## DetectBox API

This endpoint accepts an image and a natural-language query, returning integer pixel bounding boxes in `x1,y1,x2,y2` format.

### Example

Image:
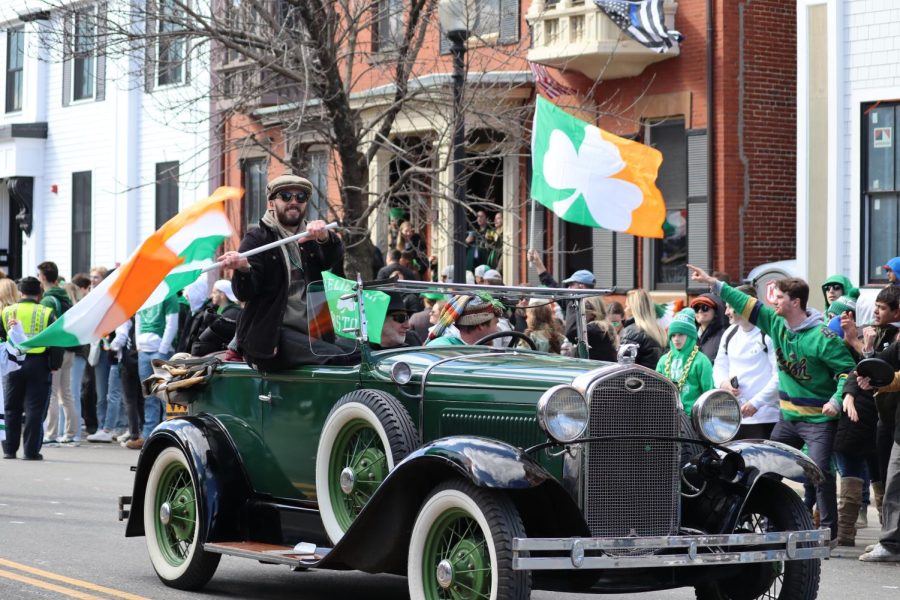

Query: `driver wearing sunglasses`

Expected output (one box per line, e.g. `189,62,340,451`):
218,174,347,372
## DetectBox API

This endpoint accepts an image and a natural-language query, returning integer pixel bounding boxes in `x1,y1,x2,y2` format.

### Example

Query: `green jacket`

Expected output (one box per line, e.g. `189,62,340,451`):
822,274,858,312
656,340,714,416
40,286,72,319
426,336,465,347
718,282,855,423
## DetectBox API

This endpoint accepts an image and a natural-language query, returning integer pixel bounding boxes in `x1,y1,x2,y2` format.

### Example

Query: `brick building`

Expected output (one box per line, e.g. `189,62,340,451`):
216,1,798,294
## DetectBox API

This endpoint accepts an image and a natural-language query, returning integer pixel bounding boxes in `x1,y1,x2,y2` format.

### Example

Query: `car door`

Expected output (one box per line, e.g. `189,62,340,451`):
258,365,361,502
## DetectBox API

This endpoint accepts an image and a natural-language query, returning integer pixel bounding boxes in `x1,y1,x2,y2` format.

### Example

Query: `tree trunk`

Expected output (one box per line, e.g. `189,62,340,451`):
341,151,374,280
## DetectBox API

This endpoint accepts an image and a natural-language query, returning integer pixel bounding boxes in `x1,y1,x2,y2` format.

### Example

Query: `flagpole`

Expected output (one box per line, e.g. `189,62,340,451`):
202,222,340,273
528,196,536,252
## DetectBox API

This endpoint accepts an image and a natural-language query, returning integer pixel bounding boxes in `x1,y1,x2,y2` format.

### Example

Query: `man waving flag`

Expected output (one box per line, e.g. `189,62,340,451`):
18,187,241,350
530,95,666,238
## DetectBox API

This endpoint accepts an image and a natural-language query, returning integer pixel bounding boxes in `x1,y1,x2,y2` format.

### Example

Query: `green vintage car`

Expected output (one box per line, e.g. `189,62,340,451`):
119,280,829,600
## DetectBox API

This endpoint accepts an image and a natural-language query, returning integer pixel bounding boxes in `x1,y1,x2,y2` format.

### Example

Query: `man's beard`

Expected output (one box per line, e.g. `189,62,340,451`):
275,203,305,227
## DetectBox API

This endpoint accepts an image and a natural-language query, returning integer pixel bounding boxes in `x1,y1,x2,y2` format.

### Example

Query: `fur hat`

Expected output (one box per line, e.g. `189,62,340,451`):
667,308,698,340
265,174,313,200
17,276,42,297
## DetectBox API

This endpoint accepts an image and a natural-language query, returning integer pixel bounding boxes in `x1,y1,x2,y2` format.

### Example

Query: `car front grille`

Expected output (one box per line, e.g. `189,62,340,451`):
583,368,681,555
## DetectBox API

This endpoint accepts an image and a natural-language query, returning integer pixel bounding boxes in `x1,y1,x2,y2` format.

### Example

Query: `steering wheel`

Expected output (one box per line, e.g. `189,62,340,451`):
473,330,537,350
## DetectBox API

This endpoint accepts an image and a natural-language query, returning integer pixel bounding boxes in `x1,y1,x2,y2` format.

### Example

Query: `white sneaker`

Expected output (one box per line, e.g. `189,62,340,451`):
57,436,80,447
859,543,900,562
115,432,134,443
86,430,114,443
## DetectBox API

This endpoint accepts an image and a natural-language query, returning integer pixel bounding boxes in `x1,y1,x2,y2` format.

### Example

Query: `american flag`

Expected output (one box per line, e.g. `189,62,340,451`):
593,0,684,54
528,62,577,99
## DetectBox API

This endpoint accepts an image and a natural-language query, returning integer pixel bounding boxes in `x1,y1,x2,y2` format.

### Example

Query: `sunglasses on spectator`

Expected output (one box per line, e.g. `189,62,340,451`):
695,304,714,313
388,312,410,323
823,284,843,292
277,191,309,204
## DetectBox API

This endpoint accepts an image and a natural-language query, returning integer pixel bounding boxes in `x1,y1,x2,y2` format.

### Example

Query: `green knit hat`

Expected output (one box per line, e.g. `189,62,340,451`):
668,308,698,340
828,295,857,317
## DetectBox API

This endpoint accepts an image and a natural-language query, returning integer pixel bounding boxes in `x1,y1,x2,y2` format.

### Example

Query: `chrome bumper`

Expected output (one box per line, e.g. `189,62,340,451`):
512,529,830,570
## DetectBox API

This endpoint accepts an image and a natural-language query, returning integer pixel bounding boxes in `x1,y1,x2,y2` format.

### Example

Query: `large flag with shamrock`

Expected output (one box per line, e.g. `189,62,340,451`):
530,95,666,238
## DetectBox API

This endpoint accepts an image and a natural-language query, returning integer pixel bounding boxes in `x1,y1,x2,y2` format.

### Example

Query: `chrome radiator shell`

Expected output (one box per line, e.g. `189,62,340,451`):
580,367,682,555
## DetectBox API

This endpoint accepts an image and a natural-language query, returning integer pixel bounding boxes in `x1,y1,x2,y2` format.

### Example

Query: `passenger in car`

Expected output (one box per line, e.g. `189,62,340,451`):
426,294,500,346
370,292,421,350
218,174,350,370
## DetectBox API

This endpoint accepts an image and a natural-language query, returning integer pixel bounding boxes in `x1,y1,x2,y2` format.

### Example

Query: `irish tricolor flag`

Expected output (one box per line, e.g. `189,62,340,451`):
19,187,241,350
531,96,666,238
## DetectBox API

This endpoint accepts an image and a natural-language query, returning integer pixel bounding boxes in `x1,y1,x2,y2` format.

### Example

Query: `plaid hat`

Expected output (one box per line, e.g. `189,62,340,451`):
828,295,857,316
668,308,698,340
265,174,313,200
457,295,500,326
562,269,595,286
17,276,42,297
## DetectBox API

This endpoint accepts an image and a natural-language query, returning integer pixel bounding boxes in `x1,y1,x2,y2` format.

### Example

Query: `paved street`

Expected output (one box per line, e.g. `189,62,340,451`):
0,443,897,599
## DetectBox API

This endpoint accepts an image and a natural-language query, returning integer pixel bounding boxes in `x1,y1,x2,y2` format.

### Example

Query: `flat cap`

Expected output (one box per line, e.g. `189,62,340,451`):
266,174,313,200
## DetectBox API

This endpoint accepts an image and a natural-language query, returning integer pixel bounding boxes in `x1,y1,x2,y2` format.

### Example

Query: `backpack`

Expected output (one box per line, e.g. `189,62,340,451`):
723,324,768,355
45,293,73,318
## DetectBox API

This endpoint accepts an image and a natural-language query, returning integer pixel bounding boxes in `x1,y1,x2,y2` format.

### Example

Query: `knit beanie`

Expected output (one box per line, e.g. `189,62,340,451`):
667,308,698,340
828,295,857,317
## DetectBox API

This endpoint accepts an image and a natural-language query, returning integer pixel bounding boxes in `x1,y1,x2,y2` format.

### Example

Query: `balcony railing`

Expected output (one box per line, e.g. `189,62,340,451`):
526,0,680,80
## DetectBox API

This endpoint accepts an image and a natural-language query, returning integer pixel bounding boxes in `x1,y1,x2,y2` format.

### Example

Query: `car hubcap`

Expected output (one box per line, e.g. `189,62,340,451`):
435,559,454,589
154,461,197,566
329,419,388,531
422,508,491,600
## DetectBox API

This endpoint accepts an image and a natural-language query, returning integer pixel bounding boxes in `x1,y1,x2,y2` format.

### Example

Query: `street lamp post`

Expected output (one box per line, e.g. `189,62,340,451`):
439,0,470,285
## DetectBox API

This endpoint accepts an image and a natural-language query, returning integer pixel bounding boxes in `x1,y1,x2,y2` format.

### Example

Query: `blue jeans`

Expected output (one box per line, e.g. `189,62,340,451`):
139,351,171,439
95,352,123,431
69,354,86,440
835,452,877,504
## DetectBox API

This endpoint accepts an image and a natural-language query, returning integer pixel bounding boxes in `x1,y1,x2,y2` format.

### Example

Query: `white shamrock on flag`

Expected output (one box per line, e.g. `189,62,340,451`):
542,125,643,231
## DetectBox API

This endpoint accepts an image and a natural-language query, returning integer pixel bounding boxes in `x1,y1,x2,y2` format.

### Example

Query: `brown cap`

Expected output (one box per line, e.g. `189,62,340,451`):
266,174,313,200
690,296,717,310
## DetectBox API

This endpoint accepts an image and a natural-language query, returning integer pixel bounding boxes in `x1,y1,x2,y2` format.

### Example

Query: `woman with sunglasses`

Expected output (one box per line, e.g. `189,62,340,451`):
689,293,728,363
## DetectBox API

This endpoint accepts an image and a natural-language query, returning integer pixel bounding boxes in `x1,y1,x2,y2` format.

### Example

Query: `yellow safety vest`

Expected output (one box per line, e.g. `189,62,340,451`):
2,301,52,354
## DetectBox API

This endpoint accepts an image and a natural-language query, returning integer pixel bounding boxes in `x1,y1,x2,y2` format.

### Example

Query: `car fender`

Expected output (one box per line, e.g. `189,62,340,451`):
124,415,252,543
316,436,588,574
718,439,824,534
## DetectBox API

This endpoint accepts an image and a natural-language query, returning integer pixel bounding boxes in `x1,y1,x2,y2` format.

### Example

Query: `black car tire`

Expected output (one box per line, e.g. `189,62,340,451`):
316,389,419,543
695,482,821,600
144,446,220,590
408,479,530,600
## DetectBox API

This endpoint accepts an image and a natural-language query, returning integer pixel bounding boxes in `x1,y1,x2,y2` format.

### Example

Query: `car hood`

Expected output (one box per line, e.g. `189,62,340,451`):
371,347,606,390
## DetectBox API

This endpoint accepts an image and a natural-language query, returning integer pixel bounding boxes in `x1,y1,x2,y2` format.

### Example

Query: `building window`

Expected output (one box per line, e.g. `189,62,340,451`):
373,0,403,52
155,161,179,228
5,27,24,113
474,0,501,37
157,0,186,86
72,171,92,274
242,158,267,228
73,8,96,101
647,118,688,288
862,102,900,283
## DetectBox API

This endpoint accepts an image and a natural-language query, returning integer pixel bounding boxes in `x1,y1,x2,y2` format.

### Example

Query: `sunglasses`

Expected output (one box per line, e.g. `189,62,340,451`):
277,190,309,204
695,304,713,313
823,283,844,292
388,312,410,323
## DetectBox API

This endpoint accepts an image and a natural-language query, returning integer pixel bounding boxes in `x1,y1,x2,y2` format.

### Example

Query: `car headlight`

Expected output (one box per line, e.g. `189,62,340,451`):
537,385,589,443
691,390,741,443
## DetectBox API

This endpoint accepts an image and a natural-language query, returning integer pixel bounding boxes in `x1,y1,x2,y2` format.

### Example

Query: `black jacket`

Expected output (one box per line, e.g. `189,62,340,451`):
586,323,617,362
696,293,728,363
231,221,342,362
620,322,665,369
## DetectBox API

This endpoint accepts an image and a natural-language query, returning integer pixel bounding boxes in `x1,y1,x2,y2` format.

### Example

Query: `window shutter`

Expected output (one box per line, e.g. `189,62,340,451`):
498,0,520,45
95,2,108,101
145,0,157,93
687,131,709,291
62,13,73,106
615,233,636,290
592,228,614,288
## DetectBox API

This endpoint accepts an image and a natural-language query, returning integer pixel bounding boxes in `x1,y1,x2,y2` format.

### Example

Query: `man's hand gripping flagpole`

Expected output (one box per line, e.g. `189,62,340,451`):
212,222,340,274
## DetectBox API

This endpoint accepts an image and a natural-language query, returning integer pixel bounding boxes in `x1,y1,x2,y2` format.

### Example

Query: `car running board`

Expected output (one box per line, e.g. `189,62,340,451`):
203,542,330,569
